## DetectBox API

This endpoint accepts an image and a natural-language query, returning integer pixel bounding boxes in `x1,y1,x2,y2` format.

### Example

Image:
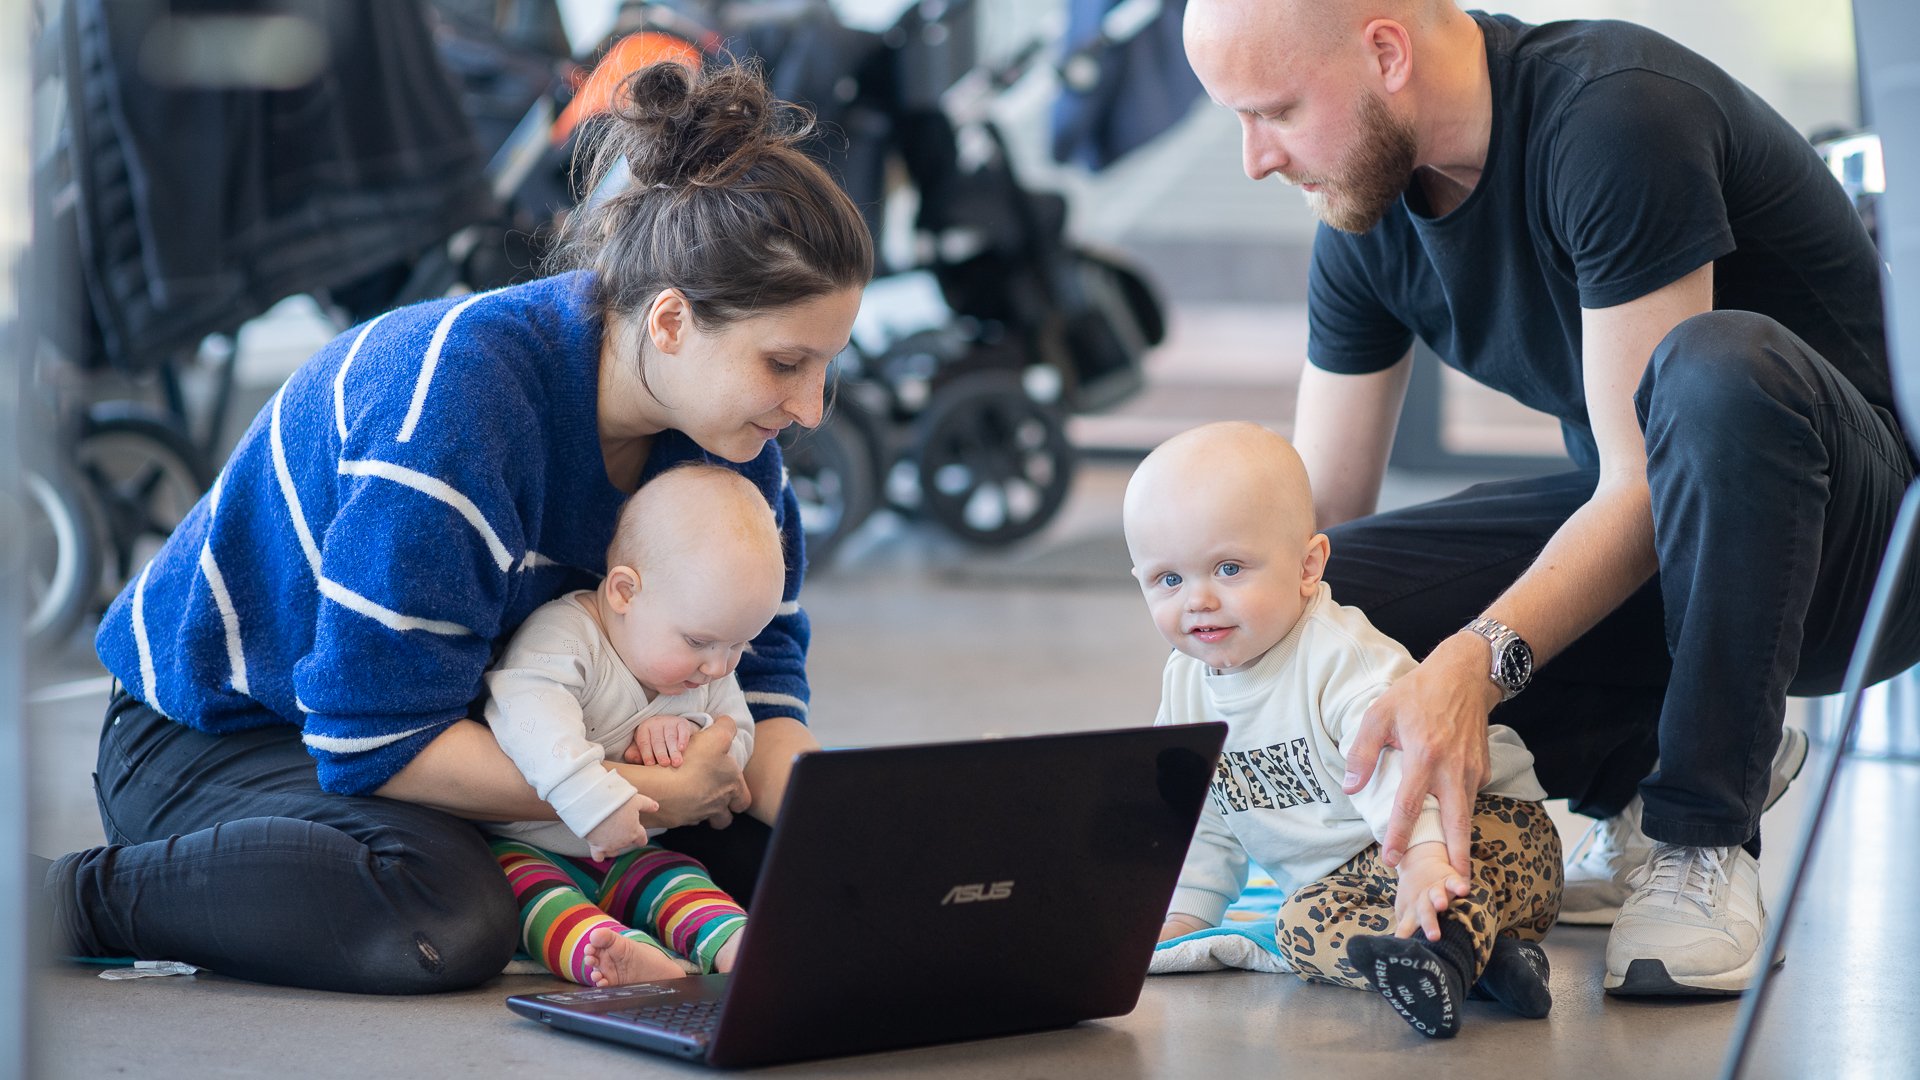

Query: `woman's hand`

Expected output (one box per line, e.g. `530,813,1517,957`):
614,715,750,829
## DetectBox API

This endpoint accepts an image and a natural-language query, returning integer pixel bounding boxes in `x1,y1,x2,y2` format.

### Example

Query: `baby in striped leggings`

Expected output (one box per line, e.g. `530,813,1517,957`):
482,463,785,986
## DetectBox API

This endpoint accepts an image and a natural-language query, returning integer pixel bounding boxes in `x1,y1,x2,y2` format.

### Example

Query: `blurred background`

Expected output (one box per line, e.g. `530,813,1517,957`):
3,2,1911,1077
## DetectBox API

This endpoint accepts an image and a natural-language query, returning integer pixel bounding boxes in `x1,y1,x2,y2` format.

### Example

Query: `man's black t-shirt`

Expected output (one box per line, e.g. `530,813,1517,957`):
1305,13,1888,467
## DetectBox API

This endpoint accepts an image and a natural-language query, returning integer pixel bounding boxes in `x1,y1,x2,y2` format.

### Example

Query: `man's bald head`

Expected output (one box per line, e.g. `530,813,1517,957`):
1185,0,1451,63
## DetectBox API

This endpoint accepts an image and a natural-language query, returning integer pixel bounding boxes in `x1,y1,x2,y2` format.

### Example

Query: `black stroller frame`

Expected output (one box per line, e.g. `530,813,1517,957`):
752,0,1167,561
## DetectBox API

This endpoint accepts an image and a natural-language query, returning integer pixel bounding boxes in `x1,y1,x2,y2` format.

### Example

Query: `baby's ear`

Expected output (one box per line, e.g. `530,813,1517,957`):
1301,533,1331,594
604,565,642,612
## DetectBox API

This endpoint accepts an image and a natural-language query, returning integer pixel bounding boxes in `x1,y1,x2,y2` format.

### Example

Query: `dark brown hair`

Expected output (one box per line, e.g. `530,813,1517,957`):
550,60,874,334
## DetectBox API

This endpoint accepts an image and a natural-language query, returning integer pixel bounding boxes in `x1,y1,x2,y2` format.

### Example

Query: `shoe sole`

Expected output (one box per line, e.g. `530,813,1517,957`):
1767,725,1810,806
1603,943,1787,997
1563,727,1811,929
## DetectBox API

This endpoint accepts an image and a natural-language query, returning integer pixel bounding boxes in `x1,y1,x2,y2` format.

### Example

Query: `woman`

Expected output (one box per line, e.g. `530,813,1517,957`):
44,61,872,994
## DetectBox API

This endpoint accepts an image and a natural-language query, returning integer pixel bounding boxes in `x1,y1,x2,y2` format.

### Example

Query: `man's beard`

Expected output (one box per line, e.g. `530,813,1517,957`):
1296,92,1418,234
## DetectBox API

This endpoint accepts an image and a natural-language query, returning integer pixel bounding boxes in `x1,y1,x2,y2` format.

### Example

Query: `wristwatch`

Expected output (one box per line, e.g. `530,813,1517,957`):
1464,617,1533,702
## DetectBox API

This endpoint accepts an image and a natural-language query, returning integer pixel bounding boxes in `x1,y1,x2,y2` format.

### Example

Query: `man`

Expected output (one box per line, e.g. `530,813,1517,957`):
1182,0,1919,995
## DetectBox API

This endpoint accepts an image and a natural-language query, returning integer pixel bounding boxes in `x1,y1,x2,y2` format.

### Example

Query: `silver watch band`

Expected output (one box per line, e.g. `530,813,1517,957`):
1464,616,1528,701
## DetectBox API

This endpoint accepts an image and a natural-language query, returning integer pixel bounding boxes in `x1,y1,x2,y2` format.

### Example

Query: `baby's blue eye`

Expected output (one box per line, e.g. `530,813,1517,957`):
1219,563,1242,577
1158,572,1183,588
685,637,710,650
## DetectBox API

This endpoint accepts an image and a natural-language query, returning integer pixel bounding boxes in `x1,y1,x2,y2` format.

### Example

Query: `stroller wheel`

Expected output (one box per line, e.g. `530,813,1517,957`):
20,459,105,655
779,409,881,569
912,371,1076,547
77,403,212,610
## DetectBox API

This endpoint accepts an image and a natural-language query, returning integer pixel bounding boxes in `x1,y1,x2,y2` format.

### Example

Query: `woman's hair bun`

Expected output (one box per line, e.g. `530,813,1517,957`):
548,58,873,334
615,60,812,190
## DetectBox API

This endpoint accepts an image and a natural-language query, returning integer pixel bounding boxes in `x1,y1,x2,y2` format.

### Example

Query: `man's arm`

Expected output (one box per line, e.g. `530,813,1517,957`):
1344,263,1714,874
1292,352,1414,528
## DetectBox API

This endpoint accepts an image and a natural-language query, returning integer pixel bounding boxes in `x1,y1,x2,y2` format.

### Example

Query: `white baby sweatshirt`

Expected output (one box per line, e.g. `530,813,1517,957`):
1159,582,1546,925
483,591,755,856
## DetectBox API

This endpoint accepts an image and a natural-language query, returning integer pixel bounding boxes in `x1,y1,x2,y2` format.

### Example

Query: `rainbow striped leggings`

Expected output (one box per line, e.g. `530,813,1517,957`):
491,840,747,985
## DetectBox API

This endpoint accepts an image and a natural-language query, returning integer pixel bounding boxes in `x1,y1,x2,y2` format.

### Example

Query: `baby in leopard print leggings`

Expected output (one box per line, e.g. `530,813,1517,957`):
1124,423,1563,1038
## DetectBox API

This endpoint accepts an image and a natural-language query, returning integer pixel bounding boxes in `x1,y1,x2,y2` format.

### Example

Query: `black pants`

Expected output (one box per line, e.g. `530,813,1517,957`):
1322,312,1920,848
55,690,772,993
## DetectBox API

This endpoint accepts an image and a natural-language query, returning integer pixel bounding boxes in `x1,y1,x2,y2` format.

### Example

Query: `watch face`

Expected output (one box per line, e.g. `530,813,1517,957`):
1500,640,1534,690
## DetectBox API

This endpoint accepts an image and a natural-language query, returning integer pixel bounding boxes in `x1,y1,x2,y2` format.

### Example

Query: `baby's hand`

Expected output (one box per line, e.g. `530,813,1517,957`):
583,793,655,861
1393,841,1473,942
1158,913,1212,943
624,714,698,767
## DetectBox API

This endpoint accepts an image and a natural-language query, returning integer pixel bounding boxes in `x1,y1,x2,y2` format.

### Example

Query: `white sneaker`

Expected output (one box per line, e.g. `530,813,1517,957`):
1603,843,1778,995
1558,724,1808,926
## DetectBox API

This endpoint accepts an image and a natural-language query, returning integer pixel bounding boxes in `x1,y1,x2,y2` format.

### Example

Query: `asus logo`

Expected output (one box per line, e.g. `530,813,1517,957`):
941,880,1014,905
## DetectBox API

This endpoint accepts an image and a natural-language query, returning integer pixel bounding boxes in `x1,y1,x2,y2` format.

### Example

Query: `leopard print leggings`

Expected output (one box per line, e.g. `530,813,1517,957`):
1276,794,1563,989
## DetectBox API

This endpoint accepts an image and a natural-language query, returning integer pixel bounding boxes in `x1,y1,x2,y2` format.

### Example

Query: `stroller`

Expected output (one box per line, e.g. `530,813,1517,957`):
22,0,494,652
734,0,1170,560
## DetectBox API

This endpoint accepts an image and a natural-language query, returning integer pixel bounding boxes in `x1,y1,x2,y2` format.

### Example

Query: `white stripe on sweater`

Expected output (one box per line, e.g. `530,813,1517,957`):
302,723,442,756
742,691,807,714
130,563,168,718
197,472,250,696
271,390,325,576
776,601,800,616
338,459,513,573
333,311,391,442
517,550,556,571
273,390,474,638
198,546,250,696
317,578,472,636
397,291,495,444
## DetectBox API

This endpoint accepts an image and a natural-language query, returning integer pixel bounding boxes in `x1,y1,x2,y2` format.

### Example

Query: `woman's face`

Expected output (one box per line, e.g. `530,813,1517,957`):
626,287,863,463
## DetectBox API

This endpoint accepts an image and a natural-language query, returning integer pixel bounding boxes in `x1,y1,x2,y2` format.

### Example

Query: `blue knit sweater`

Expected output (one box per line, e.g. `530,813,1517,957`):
95,272,811,795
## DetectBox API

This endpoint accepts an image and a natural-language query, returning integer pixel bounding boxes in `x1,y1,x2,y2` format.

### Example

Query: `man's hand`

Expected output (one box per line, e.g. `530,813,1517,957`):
583,792,657,860
1158,913,1212,943
625,714,697,767
1343,632,1498,876
1393,842,1472,942
613,715,750,830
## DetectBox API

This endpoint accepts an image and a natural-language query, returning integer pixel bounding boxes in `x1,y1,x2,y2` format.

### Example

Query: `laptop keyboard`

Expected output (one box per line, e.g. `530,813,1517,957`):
608,999,722,1038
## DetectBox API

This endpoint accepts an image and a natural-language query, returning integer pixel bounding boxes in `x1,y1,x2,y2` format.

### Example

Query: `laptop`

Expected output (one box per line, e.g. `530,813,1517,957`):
505,722,1227,1067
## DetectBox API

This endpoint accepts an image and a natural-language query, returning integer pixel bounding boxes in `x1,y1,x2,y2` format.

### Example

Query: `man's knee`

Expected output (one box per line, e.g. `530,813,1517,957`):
1636,311,1817,463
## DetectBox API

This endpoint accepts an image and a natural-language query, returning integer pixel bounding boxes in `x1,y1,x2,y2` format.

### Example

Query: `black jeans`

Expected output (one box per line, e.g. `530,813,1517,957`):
58,690,772,993
1322,312,1920,848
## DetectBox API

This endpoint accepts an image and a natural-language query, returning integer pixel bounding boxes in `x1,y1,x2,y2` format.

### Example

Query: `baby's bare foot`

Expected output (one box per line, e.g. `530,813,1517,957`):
584,927,685,987
714,932,743,974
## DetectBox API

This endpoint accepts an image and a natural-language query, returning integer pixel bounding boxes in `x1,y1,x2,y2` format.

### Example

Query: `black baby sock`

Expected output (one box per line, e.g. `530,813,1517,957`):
1469,936,1553,1019
1346,917,1476,1039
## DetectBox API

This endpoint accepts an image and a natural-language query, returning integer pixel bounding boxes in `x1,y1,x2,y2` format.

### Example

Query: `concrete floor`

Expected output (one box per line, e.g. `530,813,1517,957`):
24,458,1920,1079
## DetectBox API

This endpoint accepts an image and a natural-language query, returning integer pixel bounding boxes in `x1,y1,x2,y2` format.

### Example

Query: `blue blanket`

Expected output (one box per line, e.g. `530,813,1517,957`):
1149,879,1292,975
